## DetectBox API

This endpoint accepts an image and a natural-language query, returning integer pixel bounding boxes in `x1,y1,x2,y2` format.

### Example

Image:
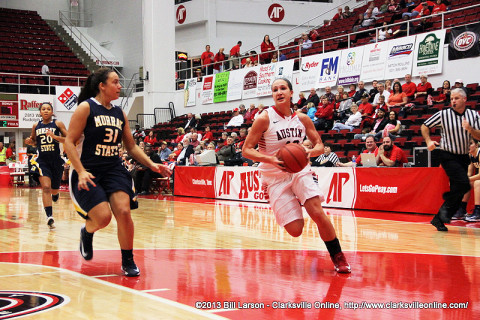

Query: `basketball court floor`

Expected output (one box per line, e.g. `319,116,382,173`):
0,187,479,319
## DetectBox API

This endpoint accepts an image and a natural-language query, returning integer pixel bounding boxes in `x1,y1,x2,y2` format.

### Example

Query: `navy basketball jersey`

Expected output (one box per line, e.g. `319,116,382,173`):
35,119,62,160
470,148,480,173
79,98,124,168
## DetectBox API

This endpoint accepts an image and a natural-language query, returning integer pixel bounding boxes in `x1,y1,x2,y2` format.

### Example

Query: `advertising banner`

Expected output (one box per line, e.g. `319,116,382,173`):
242,66,260,100
214,167,267,202
226,68,246,101
213,72,230,103
317,51,340,88
55,86,80,112
412,30,446,76
360,41,389,82
299,54,322,91
173,166,216,198
338,46,364,86
184,78,197,107
384,35,416,79
18,94,53,128
256,63,277,97
274,59,294,82
448,22,480,60
201,75,215,104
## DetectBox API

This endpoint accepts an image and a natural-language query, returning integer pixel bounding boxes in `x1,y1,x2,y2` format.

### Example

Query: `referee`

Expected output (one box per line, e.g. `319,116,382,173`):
422,88,480,231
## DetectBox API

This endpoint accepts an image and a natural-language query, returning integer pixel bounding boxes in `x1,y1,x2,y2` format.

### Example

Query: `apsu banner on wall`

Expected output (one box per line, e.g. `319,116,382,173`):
448,22,480,60
215,167,267,202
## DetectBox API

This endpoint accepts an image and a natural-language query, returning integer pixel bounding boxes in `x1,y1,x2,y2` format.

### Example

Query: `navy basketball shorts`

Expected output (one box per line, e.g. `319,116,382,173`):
69,165,138,219
31,157,64,189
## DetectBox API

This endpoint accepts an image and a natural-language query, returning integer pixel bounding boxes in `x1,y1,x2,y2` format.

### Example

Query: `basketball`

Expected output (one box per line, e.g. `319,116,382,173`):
276,143,309,173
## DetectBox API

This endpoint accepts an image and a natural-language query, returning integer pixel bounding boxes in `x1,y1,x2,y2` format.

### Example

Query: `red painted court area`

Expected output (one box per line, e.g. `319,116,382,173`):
1,248,478,319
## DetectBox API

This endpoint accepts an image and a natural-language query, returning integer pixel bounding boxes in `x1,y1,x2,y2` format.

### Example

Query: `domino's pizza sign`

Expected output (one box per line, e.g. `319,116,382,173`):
55,86,80,112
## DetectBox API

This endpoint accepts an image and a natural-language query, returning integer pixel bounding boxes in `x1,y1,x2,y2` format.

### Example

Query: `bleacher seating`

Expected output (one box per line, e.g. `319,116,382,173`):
0,7,90,88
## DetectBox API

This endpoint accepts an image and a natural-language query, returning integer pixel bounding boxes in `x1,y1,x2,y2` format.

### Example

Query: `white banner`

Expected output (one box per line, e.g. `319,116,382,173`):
256,63,277,97
317,51,340,88
242,66,260,100
384,35,416,79
274,59,294,82
338,46,364,86
18,94,53,128
360,41,390,82
55,86,80,112
184,78,197,107
311,167,356,209
412,29,446,76
299,54,322,91
214,167,267,202
201,75,215,105
226,68,246,101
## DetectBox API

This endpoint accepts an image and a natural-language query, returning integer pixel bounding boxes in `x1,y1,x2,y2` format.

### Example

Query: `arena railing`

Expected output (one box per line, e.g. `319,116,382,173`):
174,2,480,89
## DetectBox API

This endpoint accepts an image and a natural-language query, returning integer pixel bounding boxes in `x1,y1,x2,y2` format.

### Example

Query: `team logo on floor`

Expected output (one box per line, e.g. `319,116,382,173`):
0,291,69,319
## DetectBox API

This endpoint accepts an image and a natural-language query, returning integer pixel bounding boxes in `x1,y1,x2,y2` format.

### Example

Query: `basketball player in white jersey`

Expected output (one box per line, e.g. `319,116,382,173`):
242,78,350,273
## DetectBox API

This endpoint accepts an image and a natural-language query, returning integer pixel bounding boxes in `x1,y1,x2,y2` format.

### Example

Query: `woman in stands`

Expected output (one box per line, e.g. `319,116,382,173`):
242,78,350,273
416,74,433,97
260,35,275,64
143,130,158,145
387,81,408,108
25,102,67,230
434,80,451,105
379,110,402,140
64,67,171,277
201,125,213,143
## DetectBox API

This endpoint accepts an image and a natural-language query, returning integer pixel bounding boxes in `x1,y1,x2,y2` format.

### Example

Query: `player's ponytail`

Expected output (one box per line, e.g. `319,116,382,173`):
78,67,114,104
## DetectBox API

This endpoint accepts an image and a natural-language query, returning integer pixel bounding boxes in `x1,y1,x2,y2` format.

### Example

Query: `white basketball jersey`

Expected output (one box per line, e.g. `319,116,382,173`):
258,107,308,175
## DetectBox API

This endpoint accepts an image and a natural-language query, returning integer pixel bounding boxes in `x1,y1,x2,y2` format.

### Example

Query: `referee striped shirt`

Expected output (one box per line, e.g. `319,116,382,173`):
423,108,480,154
314,152,339,166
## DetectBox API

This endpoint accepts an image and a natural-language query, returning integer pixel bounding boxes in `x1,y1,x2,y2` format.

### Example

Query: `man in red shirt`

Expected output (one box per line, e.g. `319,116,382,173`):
358,93,374,117
201,45,214,75
376,136,407,167
402,74,417,99
314,96,334,130
229,41,242,70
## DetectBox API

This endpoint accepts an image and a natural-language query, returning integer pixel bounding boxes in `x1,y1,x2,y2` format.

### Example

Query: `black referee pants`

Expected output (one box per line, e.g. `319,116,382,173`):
437,150,471,219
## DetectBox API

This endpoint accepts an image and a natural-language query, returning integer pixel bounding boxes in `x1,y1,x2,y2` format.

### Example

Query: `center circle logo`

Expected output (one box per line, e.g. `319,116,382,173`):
176,5,186,24
453,31,477,51
268,4,285,23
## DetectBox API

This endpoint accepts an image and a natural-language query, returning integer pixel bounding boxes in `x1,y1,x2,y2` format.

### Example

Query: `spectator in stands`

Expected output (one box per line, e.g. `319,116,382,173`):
195,69,203,82
324,86,335,103
388,0,400,12
158,141,172,162
260,35,276,64
335,92,353,121
343,6,353,18
230,41,242,70
5,142,14,162
353,13,365,32
332,103,362,132
190,133,200,148
432,0,447,14
132,124,145,143
41,60,50,93
173,127,185,146
368,80,378,103
358,93,374,118
201,45,214,75
309,29,320,42
385,79,393,93
376,136,408,166
357,107,389,140
235,127,248,150
184,113,197,130
279,50,287,61
312,142,339,167
201,126,214,143
169,142,183,161
243,58,254,68
381,110,402,140
378,22,393,41
402,1,434,19
306,102,317,121
226,108,244,128
217,132,228,149
136,145,163,195
380,0,390,13
254,104,265,120
296,93,307,110
213,48,226,74
362,10,377,28
177,137,195,166
416,75,433,97
217,136,236,163
365,1,380,17
387,81,408,108
244,104,257,121
454,79,468,96
238,104,246,116
336,85,345,98
373,82,391,107
332,7,344,21
375,95,388,115
306,88,320,106
434,80,451,105
402,74,417,99
338,134,378,167
144,130,158,146
271,52,278,63
393,15,415,37
314,96,335,130
348,83,357,97
404,0,416,10
301,33,313,50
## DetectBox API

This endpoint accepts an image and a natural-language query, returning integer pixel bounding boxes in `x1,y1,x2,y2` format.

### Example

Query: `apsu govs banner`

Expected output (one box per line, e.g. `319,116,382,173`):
448,22,480,60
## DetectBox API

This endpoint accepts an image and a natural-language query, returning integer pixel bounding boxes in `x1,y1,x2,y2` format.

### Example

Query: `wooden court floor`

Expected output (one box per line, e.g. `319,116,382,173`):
0,187,479,319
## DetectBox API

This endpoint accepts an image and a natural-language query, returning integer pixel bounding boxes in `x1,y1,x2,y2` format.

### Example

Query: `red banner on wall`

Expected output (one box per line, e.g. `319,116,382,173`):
174,167,450,214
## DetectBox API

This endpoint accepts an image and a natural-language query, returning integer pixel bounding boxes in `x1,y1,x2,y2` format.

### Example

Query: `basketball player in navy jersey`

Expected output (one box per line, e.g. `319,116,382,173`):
242,78,351,273
64,68,171,277
25,102,67,230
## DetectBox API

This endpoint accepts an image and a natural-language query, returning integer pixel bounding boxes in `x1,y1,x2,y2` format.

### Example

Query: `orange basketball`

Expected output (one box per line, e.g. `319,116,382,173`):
276,143,309,173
